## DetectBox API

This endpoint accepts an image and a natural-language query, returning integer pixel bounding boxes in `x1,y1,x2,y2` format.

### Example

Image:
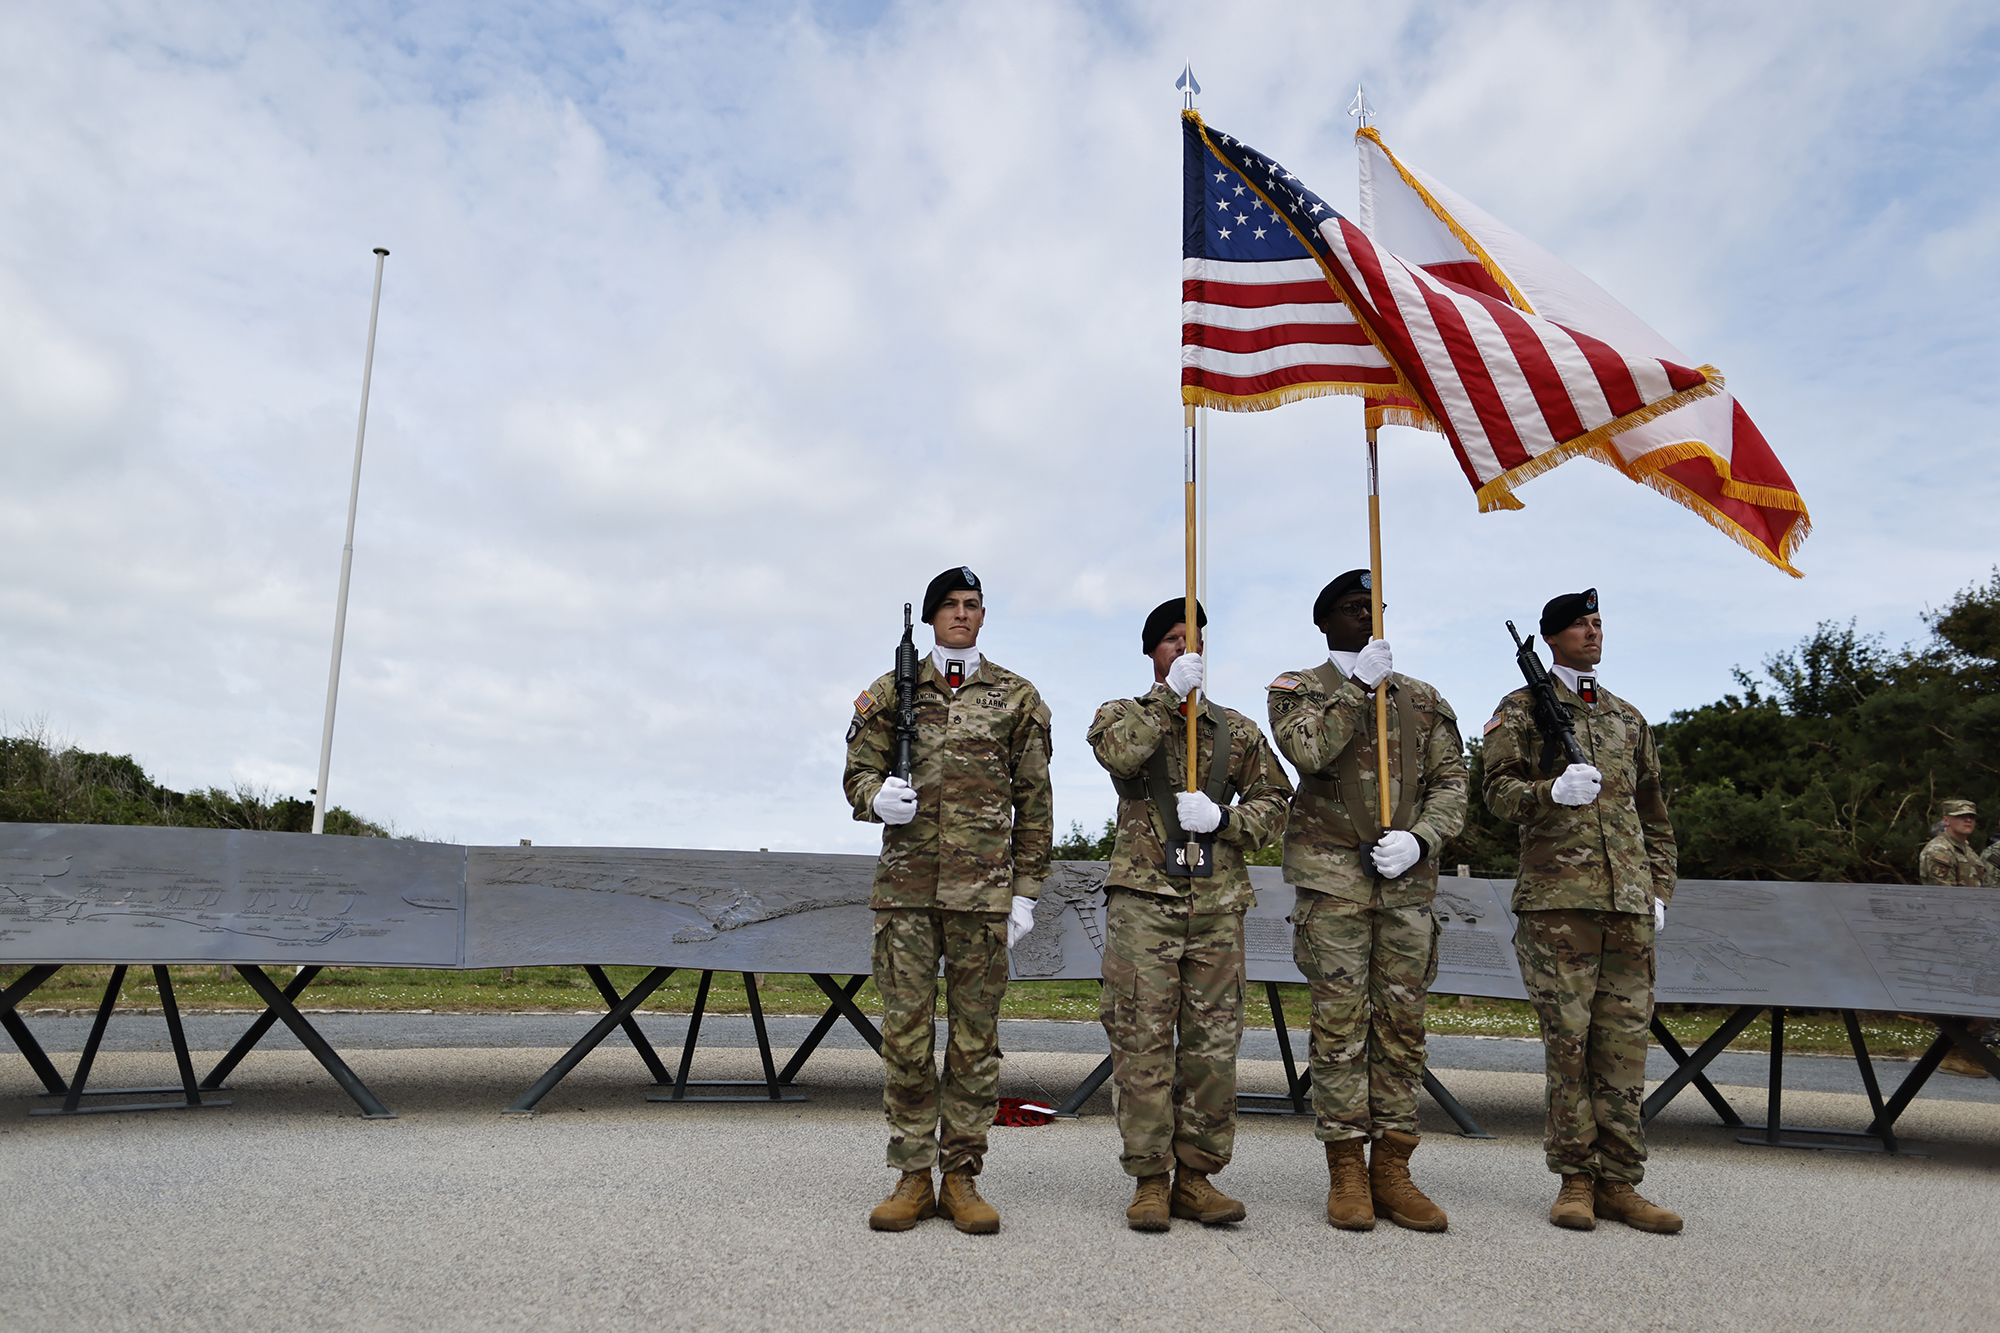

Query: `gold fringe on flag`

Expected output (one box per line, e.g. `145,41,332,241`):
1184,380,1381,413
1470,377,1811,577
1356,127,1537,316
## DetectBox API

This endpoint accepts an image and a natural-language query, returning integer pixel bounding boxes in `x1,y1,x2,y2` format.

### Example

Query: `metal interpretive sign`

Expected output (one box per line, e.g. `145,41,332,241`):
461,846,877,974
0,825,464,967
0,825,1993,1019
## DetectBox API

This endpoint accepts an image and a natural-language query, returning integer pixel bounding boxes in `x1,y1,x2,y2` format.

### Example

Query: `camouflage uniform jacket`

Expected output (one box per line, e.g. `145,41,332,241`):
1481,679,1675,915
843,655,1053,913
1919,832,1989,887
1986,842,2000,888
1266,665,1467,909
1087,683,1293,913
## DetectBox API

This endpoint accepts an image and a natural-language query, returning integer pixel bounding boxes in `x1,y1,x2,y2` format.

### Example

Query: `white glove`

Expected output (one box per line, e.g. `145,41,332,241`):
1352,638,1393,688
1653,898,1667,930
1176,790,1223,834
1550,763,1602,807
1165,652,1204,700
872,776,918,825
1006,896,1037,947
1371,829,1422,879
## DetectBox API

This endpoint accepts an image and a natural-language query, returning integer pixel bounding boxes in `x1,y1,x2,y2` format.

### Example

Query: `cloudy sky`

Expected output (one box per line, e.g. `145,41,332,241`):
2,0,1995,852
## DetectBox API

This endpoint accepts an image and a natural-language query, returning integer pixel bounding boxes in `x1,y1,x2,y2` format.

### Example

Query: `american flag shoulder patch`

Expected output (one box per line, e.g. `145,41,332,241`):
853,691,875,714
1482,714,1504,736
1269,675,1302,692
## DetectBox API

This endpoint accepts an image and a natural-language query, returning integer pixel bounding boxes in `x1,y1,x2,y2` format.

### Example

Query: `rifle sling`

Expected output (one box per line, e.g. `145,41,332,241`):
1298,663,1419,844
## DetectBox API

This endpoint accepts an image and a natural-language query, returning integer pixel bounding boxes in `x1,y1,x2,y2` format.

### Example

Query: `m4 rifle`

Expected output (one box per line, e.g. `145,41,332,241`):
893,602,919,782
1506,620,1586,776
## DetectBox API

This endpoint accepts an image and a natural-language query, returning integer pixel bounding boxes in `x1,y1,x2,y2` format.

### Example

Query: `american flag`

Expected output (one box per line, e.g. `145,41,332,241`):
1188,113,1725,502
1181,113,1394,410
1356,127,1809,575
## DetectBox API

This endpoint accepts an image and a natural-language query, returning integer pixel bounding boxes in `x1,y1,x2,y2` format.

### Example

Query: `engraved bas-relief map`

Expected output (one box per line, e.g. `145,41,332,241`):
1652,881,1791,1002
462,847,879,973
1843,883,2000,1017
0,826,465,966
997,864,1531,998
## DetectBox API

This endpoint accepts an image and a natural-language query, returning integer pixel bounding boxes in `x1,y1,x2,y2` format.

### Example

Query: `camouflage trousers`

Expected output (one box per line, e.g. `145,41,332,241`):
1290,890,1438,1142
872,908,1011,1175
1099,888,1246,1177
1513,908,1655,1183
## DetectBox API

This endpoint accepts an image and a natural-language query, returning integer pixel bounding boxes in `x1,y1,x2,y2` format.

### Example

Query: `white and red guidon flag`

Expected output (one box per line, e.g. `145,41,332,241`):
1356,127,1809,575
1181,110,1394,410
1191,115,1727,554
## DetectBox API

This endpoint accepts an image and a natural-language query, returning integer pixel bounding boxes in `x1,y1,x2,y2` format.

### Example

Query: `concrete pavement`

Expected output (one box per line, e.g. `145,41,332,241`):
0,1037,1995,1332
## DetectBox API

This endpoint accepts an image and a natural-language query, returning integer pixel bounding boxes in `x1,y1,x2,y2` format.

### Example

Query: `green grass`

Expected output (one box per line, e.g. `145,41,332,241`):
0,965,1946,1060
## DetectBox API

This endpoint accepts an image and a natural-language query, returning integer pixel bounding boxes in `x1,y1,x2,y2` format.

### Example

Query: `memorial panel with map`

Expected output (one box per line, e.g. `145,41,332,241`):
0,825,465,966
1840,882,2000,1017
462,847,879,973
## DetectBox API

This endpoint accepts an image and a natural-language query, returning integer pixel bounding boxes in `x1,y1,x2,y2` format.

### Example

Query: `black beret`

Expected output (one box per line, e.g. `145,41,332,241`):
1311,569,1374,627
921,566,982,623
1141,598,1207,654
1539,588,1599,637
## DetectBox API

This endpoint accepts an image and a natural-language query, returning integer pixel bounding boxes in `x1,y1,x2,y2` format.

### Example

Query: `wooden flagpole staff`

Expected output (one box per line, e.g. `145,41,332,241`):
1367,426,1392,828
1184,405,1201,802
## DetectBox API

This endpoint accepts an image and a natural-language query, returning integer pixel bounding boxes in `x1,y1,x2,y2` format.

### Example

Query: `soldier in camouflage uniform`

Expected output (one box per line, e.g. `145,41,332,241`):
1088,598,1293,1232
1481,588,1682,1234
1266,569,1467,1233
1984,838,2000,888
1919,801,1990,886
843,567,1053,1234
1917,801,1998,1077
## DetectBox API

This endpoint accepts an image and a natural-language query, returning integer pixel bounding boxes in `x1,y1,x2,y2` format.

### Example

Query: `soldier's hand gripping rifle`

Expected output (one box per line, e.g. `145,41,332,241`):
893,603,920,782
1506,620,1586,776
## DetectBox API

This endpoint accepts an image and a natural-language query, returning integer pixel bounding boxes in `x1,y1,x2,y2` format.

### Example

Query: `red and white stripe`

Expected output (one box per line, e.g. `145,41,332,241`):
1314,217,1716,491
1181,256,1395,402
1353,127,1809,573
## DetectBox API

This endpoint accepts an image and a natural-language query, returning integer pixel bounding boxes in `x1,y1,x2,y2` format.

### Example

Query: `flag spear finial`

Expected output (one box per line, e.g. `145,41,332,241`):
1177,62,1200,110
1348,82,1373,130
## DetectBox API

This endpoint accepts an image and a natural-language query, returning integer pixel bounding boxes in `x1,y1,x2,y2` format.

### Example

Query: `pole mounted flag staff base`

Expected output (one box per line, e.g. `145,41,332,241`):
313,247,390,836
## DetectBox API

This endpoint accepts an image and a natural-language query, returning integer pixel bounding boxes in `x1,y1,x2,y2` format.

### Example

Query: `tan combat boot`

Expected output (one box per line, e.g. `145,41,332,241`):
868,1170,936,1231
1324,1140,1375,1231
1549,1173,1596,1230
937,1167,1000,1234
1126,1173,1171,1232
1170,1167,1246,1225
1594,1180,1684,1234
1369,1130,1447,1232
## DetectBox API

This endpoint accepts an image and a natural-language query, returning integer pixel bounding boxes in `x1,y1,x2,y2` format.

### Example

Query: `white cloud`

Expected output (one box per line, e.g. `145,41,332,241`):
1,0,1995,852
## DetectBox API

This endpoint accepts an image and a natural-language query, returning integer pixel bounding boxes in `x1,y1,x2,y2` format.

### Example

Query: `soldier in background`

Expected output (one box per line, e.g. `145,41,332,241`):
1919,800,1989,886
1266,569,1466,1232
1984,837,2000,887
1481,589,1681,1234
1917,800,1996,1077
1088,598,1292,1231
843,567,1053,1234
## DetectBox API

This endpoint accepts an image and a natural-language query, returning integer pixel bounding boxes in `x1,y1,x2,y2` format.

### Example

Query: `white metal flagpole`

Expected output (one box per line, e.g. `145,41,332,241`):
312,247,390,835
